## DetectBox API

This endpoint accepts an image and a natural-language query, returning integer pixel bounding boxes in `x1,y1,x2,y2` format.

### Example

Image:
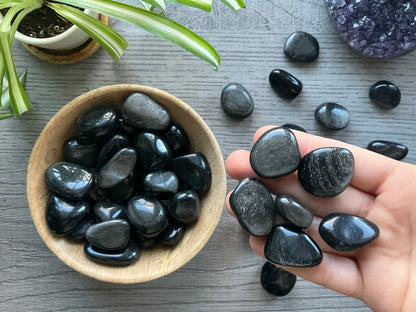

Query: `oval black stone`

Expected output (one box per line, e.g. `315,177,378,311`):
67,216,95,241
161,123,190,157
121,93,170,131
133,232,156,249
63,138,97,168
94,200,127,222
86,220,130,250
127,195,168,238
281,123,307,133
269,69,303,100
107,172,136,203
298,147,355,198
319,213,379,251
159,222,186,246
367,140,408,160
274,195,313,229
283,31,320,62
264,224,322,267
143,170,179,199
221,83,254,120
97,134,130,168
135,132,172,171
250,127,301,179
171,153,211,192
77,107,119,144
369,81,401,109
229,178,274,236
84,240,139,266
168,190,200,224
314,102,350,130
46,195,89,234
260,262,297,296
45,162,94,200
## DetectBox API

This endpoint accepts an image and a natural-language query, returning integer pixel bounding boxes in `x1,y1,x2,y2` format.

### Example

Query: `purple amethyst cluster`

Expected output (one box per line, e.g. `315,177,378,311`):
325,0,416,58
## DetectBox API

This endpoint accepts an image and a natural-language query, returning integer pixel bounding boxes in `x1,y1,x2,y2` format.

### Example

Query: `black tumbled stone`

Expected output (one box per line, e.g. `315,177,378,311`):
136,133,172,171
269,69,303,100
260,262,297,296
77,107,119,144
283,31,319,62
314,102,350,130
133,232,156,249
84,240,139,266
172,153,211,192
367,140,408,161
107,172,136,203
159,222,186,246
67,216,95,241
281,123,307,133
63,138,97,168
97,134,130,168
86,220,130,250
94,200,127,222
274,195,313,229
143,170,179,199
168,190,200,224
161,123,190,157
369,81,401,109
221,83,254,120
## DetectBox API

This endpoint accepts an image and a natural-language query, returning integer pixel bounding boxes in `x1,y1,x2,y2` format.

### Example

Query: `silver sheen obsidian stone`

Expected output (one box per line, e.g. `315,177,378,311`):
314,102,350,130
260,262,297,296
221,83,254,120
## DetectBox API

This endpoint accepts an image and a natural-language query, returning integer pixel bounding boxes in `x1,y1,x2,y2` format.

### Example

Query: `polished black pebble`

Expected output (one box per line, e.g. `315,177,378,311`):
367,140,408,161
159,222,186,246
168,190,200,224
284,31,319,62
84,240,139,266
119,118,137,139
97,148,137,188
319,213,379,251
127,196,168,238
315,102,350,130
221,83,254,120
369,81,401,109
94,200,127,221
298,147,354,198
250,127,301,179
86,220,130,250
63,138,97,168
136,133,172,171
133,232,156,249
97,134,130,168
172,153,211,192
46,195,89,234
143,170,179,199
161,123,190,157
269,69,303,100
45,162,94,200
230,178,274,236
260,262,297,296
77,107,119,144
121,93,170,130
264,224,322,267
67,216,95,241
88,183,108,202
108,172,136,203
281,123,307,133
274,195,313,229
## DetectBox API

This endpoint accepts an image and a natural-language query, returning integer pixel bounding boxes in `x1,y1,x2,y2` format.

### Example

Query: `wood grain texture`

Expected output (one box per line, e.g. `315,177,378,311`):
1,0,415,310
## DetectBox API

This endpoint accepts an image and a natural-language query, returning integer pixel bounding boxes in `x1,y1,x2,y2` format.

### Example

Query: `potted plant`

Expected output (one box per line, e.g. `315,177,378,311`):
0,0,245,120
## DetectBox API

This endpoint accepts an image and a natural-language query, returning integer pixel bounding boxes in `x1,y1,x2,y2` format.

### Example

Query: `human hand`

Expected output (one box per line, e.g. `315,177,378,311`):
225,126,416,312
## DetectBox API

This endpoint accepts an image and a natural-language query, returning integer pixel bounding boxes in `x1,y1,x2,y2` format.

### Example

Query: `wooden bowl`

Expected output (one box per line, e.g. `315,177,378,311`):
27,84,226,283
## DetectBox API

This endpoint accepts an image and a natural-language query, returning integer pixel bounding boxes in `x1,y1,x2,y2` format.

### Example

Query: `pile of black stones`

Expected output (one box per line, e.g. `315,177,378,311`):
45,93,211,266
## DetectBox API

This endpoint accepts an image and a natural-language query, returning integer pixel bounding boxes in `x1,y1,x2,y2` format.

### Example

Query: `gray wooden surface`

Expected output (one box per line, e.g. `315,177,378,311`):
1,1,415,311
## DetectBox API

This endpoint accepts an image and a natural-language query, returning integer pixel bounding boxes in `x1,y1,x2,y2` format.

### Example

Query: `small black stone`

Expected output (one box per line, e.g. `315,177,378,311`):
96,134,130,168
283,31,320,62
298,147,354,198
161,123,190,157
260,262,297,296
168,190,200,224
143,170,179,199
250,127,301,179
121,93,170,131
88,183,108,202
133,232,156,249
77,107,119,144
319,213,379,251
97,148,137,188
315,102,350,130
264,224,322,267
107,172,136,203
369,81,401,109
67,216,95,241
86,220,130,250
84,240,139,266
63,138,97,168
367,140,408,161
221,83,254,120
94,200,127,222
118,118,137,139
159,222,186,246
230,178,274,236
269,69,303,100
135,133,172,171
281,123,307,133
46,195,89,234
274,195,313,229
45,162,94,200
172,153,211,192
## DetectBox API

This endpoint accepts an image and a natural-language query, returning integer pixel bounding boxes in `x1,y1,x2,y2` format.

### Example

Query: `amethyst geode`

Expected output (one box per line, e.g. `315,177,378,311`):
325,0,416,58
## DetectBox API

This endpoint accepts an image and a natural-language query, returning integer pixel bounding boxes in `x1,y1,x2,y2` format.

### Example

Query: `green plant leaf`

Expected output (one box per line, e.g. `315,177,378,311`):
167,0,212,12
1,70,27,110
137,0,153,10
55,0,220,69
0,112,13,120
139,0,166,11
49,3,129,62
220,0,245,12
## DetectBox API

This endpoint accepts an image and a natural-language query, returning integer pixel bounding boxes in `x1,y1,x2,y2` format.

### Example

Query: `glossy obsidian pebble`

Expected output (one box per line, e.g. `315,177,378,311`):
168,190,200,224
63,138,97,168
107,172,136,203
269,69,303,100
221,83,254,120
136,133,172,171
159,222,186,246
250,127,301,179
94,200,127,222
314,102,350,130
67,216,95,241
77,107,119,144
367,140,408,160
230,178,274,236
45,162,94,200
88,183,108,202
281,123,307,133
161,123,190,157
143,170,179,199
264,224,322,267
86,220,130,250
298,147,354,198
46,195,89,234
261,262,297,296
121,93,170,131
172,153,211,192
84,240,139,266
274,195,313,229
127,196,169,238
97,134,130,168
369,81,401,109
284,31,319,62
133,232,156,249
319,213,379,251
